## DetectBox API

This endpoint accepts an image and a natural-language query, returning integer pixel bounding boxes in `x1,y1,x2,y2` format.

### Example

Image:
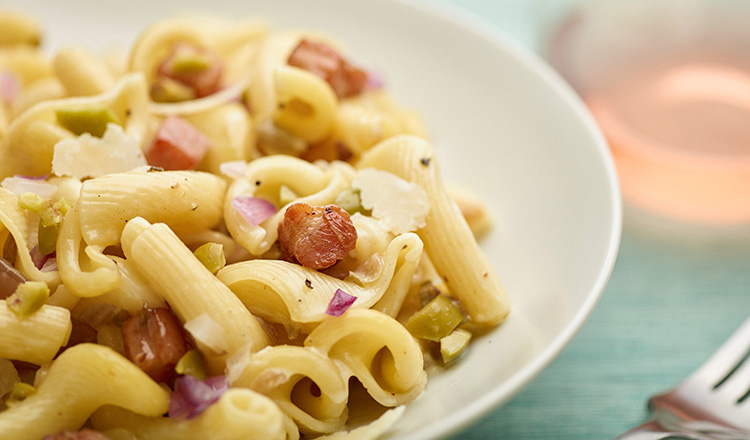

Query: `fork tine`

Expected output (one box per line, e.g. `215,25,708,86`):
685,317,750,388
715,350,750,404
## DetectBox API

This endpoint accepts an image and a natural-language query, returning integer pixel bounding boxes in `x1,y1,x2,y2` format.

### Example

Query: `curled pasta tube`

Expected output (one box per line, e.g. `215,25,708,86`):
217,232,422,336
120,217,270,374
333,90,426,156
0,188,61,286
53,46,116,97
78,170,226,248
305,309,426,407
273,65,338,144
184,102,255,175
357,135,511,327
56,200,121,297
128,15,268,115
91,388,286,440
231,345,348,435
0,344,169,440
0,73,149,179
224,155,350,256
0,300,71,365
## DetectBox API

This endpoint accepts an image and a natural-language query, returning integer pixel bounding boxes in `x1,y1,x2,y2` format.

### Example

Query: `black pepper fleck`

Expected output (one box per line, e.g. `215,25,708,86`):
255,180,261,186
420,157,431,166
305,279,313,289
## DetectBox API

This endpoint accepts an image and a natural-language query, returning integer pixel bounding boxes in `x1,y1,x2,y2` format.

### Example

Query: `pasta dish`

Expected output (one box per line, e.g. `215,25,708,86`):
0,11,510,440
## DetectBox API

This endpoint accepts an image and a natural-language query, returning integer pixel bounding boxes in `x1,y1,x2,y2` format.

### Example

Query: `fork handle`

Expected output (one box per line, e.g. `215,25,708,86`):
614,420,717,440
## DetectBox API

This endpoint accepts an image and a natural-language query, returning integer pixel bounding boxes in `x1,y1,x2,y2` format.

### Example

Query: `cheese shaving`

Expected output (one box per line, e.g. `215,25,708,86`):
51,123,147,179
353,168,429,234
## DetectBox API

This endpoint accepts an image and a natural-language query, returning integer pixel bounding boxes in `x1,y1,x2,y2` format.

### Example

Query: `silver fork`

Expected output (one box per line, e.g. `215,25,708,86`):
615,317,750,440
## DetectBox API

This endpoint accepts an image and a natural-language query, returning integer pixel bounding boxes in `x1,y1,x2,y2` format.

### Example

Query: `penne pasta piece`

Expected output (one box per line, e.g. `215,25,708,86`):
0,344,169,440
217,232,422,336
0,10,41,47
230,345,348,435
77,170,226,248
0,300,71,365
91,388,286,440
53,46,117,97
357,135,511,327
305,309,426,407
120,217,270,374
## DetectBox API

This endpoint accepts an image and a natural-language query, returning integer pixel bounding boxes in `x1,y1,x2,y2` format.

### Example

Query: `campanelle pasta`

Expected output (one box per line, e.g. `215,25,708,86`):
0,11,510,440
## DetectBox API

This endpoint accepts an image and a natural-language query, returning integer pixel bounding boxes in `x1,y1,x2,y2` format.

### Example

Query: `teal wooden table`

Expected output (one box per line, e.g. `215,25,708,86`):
444,1,750,438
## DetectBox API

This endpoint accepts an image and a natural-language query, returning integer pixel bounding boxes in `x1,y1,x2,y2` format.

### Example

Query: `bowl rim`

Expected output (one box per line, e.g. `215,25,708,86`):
383,0,623,437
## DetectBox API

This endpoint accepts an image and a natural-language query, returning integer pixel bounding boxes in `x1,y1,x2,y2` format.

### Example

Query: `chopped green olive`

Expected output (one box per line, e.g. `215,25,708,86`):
37,222,58,256
334,188,370,216
405,294,465,342
53,197,71,216
151,78,196,103
19,193,66,228
17,192,45,212
55,105,121,137
6,382,37,406
170,47,212,74
440,328,472,363
7,281,49,318
175,349,208,380
97,323,126,355
193,242,226,274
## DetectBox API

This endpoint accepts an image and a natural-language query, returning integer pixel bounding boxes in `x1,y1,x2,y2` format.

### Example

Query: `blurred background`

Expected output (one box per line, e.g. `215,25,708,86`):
444,0,750,439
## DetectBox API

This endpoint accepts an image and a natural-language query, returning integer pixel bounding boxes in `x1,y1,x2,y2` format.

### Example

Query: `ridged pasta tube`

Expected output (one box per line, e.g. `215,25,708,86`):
231,345,348,434
53,46,116,97
0,344,170,440
91,388,286,440
217,232,422,335
0,300,71,365
304,309,426,407
78,170,226,248
224,155,350,256
0,73,149,179
120,217,270,374
357,135,511,326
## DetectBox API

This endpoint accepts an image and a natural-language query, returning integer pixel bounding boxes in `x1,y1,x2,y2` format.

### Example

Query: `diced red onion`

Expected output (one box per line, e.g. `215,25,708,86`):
326,288,356,317
14,174,49,180
0,257,25,300
1,176,56,198
231,196,276,226
40,257,58,273
169,375,230,420
0,70,21,105
366,70,385,90
29,246,53,270
219,161,246,178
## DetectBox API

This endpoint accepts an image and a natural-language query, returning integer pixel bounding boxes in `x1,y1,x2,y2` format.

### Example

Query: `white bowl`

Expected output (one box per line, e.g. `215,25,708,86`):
15,0,622,437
